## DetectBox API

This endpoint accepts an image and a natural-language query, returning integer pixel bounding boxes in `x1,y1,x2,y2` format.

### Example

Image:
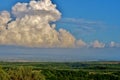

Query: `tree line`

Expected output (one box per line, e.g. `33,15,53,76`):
0,65,120,80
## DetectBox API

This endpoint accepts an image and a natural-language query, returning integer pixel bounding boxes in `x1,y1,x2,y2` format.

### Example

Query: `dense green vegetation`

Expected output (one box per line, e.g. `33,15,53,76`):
0,61,120,80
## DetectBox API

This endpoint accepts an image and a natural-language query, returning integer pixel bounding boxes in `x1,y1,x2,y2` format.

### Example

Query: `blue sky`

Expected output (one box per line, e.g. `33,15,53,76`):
53,0,120,43
53,0,120,25
0,0,120,43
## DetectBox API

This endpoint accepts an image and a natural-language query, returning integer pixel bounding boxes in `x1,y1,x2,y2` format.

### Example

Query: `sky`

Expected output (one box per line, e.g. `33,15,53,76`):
0,0,120,43
0,0,120,61
53,0,120,43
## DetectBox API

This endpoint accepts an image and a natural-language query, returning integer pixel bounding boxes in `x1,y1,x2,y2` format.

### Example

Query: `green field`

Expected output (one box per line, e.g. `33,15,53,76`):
0,61,120,80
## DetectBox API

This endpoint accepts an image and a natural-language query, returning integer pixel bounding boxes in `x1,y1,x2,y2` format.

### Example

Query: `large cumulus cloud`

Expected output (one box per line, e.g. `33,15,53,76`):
0,0,75,48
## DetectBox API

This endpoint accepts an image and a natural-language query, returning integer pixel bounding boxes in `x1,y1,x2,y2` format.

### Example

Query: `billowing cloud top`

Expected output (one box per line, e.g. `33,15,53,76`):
0,0,76,48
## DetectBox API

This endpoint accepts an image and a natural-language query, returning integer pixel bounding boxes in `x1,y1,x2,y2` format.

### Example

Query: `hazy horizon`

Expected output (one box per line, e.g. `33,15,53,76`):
0,46,120,62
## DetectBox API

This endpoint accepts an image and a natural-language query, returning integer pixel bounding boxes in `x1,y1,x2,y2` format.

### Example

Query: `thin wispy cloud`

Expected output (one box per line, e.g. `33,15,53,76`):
57,18,105,34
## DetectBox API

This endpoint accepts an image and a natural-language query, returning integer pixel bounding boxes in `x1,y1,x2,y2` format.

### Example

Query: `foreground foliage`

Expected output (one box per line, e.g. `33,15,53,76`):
0,66,45,80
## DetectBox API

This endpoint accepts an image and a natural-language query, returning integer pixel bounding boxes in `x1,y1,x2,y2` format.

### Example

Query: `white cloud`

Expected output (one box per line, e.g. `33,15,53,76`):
109,41,120,48
0,11,11,31
76,39,87,48
91,40,105,48
0,0,75,48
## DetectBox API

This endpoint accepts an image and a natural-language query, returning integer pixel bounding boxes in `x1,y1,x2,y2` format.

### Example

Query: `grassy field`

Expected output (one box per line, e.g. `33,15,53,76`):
0,61,120,80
